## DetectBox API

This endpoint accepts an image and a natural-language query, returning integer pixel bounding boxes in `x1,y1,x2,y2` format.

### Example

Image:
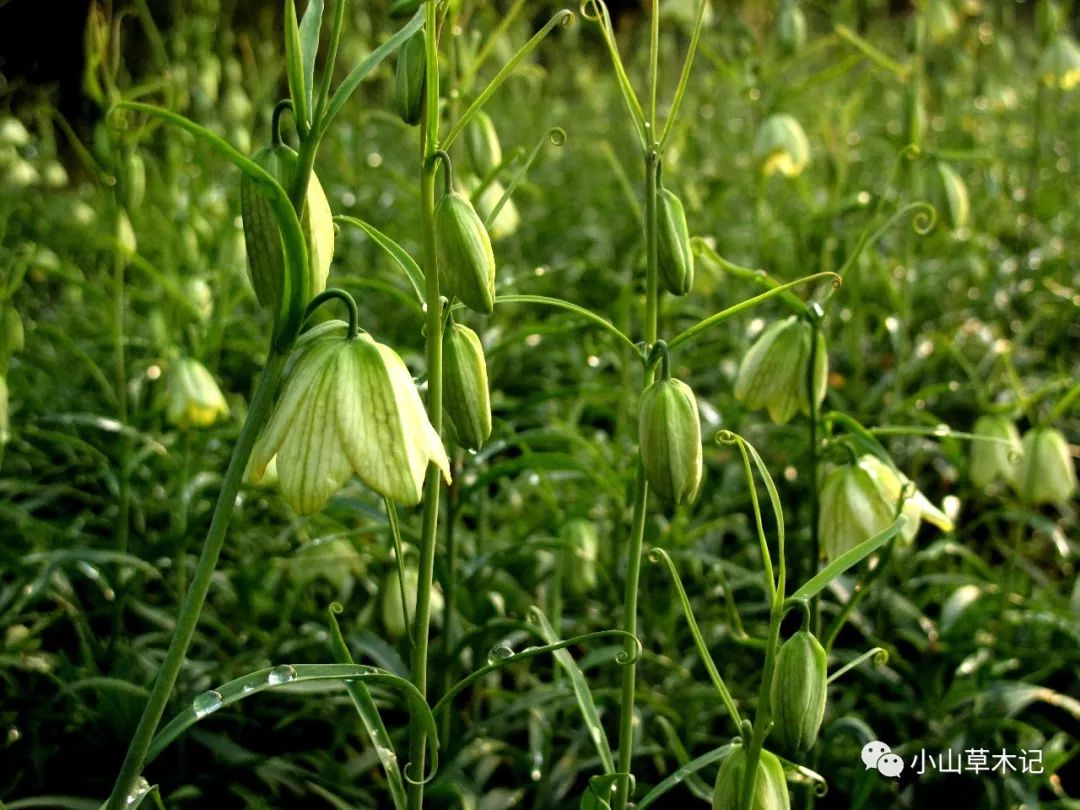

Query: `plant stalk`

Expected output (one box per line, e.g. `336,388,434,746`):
406,5,443,807
105,347,289,810
613,146,661,810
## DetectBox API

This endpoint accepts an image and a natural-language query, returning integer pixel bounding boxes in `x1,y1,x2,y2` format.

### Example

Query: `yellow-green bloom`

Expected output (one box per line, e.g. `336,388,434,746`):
818,464,893,560
970,415,1021,489
857,454,954,542
249,321,451,514
1017,427,1076,506
754,114,810,178
734,316,827,425
167,357,230,429
1039,34,1080,90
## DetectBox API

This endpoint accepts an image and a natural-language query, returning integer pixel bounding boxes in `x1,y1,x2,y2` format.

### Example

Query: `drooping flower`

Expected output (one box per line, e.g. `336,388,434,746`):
166,357,230,429
754,114,811,178
249,321,451,514
1017,427,1076,506
734,316,827,425
857,454,955,542
970,414,1021,489
818,464,894,560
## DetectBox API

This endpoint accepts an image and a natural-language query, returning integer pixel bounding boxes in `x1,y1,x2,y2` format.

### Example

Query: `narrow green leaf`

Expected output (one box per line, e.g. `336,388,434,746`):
492,295,638,353
145,663,439,787
299,0,325,117
529,606,617,774
334,215,425,304
327,604,408,810
442,10,575,151
792,515,907,602
322,9,425,134
284,0,310,133
635,744,733,809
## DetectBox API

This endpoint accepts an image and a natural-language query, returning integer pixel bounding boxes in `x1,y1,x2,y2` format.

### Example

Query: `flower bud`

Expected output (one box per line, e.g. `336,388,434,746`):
381,562,443,640
1,306,25,361
712,746,789,810
240,144,334,316
754,114,810,178
1017,427,1076,506
395,30,426,127
818,464,893,560
776,1,807,54
183,278,214,321
658,187,694,296
250,322,451,513
932,162,969,230
443,322,492,451
116,210,137,259
167,357,230,429
639,377,702,506
122,151,146,211
1038,34,1080,90
435,190,496,315
970,414,1021,489
562,519,600,595
734,317,827,425
0,117,30,148
463,176,520,241
465,110,503,178
770,629,827,753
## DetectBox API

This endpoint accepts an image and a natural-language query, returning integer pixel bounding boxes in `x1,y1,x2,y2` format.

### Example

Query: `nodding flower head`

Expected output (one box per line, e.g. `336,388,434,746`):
249,321,450,514
1039,34,1080,91
167,357,230,429
734,316,827,425
1017,427,1076,506
970,414,1021,489
754,114,810,178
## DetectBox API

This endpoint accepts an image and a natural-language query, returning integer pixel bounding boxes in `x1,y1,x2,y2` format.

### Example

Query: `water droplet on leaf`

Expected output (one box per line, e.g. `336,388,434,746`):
192,690,223,718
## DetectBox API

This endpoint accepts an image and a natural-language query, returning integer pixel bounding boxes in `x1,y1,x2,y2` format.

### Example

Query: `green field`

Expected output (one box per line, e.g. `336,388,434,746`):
1,1,1077,808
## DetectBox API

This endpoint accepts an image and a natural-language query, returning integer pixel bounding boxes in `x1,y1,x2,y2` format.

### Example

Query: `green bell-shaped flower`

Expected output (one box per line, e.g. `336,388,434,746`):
1017,427,1076,506
166,357,230,429
249,321,451,514
754,114,810,178
561,518,600,595
818,463,893,560
925,0,959,45
1039,34,1080,90
857,454,954,542
776,0,807,54
712,745,789,810
970,414,1021,489
734,316,827,425
931,162,970,230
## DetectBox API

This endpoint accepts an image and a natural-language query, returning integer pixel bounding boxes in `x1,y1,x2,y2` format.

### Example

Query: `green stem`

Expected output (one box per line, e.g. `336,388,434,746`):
105,348,289,810
613,145,661,810
406,5,443,807
807,318,821,636
740,600,784,810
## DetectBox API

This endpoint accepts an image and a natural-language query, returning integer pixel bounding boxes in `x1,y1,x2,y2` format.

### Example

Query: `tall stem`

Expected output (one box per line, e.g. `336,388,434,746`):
105,348,289,810
407,5,443,808
613,147,660,810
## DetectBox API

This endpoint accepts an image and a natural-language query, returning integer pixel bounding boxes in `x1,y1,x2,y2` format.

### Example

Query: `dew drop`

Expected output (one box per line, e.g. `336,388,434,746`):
192,690,223,718
932,424,950,437
267,665,297,686
487,643,514,665
126,776,151,806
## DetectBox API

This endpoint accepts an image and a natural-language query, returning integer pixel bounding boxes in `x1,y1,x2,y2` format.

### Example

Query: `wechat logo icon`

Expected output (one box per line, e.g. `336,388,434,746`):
862,741,905,778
